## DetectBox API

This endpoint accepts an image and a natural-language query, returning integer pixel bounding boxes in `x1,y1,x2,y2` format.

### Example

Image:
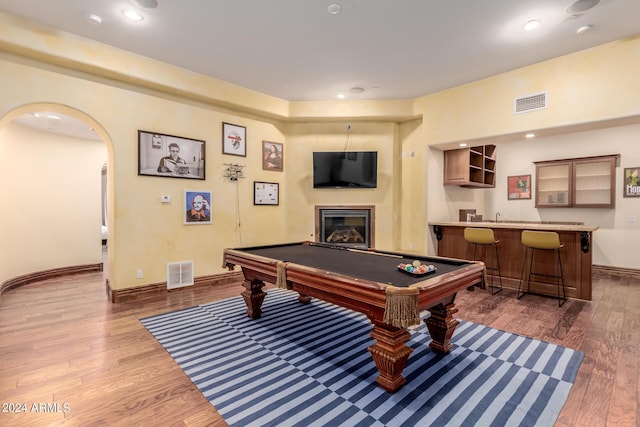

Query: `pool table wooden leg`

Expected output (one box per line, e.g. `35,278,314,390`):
241,279,265,318
424,302,460,353
368,321,413,392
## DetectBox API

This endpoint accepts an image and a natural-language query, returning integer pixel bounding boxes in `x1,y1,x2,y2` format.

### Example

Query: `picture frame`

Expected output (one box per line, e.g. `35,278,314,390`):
138,130,205,180
184,190,212,225
507,175,532,200
623,167,640,198
262,141,283,171
254,181,279,205
222,122,246,157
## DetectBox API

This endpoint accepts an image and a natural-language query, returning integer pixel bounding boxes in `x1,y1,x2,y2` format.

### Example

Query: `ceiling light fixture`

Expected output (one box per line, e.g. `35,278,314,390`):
122,8,144,21
327,4,342,15
567,0,600,14
524,19,540,31
86,14,103,25
130,0,158,9
459,143,467,147
525,133,535,138
337,93,345,99
576,25,592,35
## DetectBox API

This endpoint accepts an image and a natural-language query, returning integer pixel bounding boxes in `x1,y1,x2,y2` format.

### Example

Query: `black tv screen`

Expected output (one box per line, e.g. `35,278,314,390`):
313,151,378,188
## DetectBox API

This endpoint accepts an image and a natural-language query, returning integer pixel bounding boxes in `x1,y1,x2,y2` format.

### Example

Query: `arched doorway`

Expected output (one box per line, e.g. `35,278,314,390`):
0,104,113,289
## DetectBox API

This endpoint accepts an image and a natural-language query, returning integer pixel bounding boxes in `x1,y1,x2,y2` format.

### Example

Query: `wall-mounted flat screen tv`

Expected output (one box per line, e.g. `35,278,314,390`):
313,151,378,188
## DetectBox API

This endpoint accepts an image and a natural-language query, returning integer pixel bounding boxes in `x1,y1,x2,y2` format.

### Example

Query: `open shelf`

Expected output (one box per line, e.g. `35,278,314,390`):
444,144,496,188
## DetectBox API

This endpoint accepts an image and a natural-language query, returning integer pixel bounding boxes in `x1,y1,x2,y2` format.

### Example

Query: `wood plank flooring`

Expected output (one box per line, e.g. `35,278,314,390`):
0,270,638,426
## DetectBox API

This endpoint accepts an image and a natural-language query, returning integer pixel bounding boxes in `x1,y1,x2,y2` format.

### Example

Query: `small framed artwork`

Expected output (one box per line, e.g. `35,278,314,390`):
222,122,246,157
254,181,279,205
138,130,205,180
507,175,532,200
624,167,640,198
262,141,283,171
184,190,212,225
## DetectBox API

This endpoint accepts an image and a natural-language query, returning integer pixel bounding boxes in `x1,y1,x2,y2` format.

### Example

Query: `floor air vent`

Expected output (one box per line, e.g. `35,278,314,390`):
167,261,194,289
514,92,547,114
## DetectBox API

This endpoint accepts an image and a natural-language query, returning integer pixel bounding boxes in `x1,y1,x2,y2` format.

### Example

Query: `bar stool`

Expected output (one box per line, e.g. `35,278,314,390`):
464,227,503,294
518,230,566,306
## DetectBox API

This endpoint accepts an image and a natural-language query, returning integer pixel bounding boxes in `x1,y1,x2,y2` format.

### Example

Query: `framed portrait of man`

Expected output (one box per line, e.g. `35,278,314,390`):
184,190,212,224
138,130,205,180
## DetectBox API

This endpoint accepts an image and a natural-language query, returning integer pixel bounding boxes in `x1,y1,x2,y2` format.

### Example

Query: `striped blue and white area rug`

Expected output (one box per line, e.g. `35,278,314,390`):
141,289,583,427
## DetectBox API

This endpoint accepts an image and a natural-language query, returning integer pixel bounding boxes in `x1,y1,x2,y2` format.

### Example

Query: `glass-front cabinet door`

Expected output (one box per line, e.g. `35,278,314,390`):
535,161,571,207
574,157,616,207
534,155,618,208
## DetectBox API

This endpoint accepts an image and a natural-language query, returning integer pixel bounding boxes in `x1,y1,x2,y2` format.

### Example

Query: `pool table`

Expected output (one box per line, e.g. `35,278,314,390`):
223,241,484,392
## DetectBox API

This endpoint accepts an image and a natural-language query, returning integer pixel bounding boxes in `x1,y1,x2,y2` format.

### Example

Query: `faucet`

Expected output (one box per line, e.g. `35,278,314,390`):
495,212,501,223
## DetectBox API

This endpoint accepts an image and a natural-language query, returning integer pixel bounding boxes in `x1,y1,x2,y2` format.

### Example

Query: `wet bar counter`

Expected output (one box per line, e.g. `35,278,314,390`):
429,221,599,301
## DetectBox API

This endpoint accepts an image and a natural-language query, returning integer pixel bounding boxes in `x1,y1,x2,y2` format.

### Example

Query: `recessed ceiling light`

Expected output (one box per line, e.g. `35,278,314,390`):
576,25,592,35
337,93,345,99
459,143,467,147
130,0,158,9
524,19,540,31
122,8,144,21
567,0,600,14
86,14,103,25
525,133,535,138
328,4,342,15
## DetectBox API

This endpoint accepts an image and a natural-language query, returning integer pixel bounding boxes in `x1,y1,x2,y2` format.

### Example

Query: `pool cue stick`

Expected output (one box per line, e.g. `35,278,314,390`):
347,248,403,258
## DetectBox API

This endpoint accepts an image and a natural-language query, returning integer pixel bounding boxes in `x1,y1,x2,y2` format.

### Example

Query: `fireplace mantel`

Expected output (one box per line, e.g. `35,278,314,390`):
315,205,375,248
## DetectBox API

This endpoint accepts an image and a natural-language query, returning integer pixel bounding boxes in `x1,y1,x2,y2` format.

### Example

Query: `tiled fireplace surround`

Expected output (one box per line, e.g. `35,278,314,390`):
314,205,375,248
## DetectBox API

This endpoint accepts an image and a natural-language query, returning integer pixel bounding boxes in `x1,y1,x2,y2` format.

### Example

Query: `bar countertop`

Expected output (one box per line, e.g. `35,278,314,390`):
428,221,599,233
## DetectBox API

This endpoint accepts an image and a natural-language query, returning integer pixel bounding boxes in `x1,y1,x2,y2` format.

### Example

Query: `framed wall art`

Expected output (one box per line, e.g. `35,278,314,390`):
222,122,246,157
624,167,640,198
184,190,212,224
138,130,205,180
507,175,531,200
254,181,279,205
262,141,283,171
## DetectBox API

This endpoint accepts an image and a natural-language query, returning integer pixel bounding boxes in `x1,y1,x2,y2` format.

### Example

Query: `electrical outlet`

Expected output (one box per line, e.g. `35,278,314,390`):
136,269,143,279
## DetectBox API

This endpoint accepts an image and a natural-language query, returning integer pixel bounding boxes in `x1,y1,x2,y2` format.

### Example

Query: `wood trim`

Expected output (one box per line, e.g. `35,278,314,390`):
107,271,244,303
593,264,640,280
0,263,104,296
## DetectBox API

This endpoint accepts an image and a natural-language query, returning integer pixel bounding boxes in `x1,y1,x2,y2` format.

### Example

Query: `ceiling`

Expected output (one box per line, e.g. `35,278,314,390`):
1,0,639,138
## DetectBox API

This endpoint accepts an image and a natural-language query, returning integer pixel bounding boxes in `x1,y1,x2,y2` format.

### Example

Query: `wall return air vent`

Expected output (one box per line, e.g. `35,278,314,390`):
514,92,547,114
167,260,194,289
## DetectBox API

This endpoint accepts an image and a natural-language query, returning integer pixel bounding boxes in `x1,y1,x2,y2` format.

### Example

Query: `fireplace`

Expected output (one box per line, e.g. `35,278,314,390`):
315,205,375,248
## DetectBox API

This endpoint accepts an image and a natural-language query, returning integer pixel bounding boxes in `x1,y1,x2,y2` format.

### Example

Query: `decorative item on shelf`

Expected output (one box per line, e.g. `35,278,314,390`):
223,163,245,181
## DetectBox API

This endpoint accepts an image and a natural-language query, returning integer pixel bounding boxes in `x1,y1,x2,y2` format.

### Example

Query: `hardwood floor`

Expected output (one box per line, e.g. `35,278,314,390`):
0,270,637,426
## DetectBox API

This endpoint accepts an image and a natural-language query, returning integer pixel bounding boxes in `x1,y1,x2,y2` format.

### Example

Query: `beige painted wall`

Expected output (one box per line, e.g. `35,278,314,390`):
1,14,639,292
282,122,398,250
0,122,106,279
0,57,287,289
